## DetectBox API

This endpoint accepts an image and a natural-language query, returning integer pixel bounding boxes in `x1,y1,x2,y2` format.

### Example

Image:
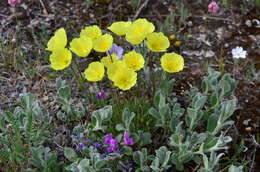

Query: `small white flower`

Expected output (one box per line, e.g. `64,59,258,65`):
231,46,247,59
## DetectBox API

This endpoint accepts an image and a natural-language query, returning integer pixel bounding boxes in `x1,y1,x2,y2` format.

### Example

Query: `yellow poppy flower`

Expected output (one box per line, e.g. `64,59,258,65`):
93,34,113,52
113,68,137,90
100,54,119,68
125,18,155,45
107,61,127,81
49,48,72,70
160,52,184,73
46,28,67,51
123,51,144,71
84,62,105,82
80,25,102,41
108,21,132,36
69,36,93,57
146,32,170,52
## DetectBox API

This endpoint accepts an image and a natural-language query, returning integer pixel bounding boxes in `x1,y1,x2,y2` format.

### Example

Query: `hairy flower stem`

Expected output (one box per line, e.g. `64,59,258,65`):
71,62,84,90
71,60,93,104
108,53,113,63
233,59,239,78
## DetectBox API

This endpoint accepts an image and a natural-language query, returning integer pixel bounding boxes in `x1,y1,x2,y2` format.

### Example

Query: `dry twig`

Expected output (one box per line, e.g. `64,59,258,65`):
133,0,150,20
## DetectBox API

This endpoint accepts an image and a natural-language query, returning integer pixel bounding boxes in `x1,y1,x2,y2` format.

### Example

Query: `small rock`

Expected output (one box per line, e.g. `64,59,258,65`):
243,119,251,126
245,19,252,27
204,50,215,58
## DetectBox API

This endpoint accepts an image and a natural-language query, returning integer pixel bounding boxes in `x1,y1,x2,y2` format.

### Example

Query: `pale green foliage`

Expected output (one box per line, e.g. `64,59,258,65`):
228,165,243,172
65,146,112,172
0,68,243,171
91,105,112,131
56,78,86,121
63,68,240,171
0,93,59,171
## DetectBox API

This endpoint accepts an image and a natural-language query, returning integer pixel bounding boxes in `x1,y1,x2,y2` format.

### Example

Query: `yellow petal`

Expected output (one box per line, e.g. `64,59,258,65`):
113,68,137,90
160,52,184,73
93,34,113,52
123,51,144,71
49,48,72,70
46,28,67,51
108,21,132,36
70,36,93,57
100,54,119,68
146,32,170,52
80,25,102,41
107,61,127,81
84,62,105,82
125,18,155,45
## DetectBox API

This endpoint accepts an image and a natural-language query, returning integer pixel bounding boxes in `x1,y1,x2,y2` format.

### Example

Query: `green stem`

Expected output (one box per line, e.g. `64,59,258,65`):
71,60,94,104
108,53,114,63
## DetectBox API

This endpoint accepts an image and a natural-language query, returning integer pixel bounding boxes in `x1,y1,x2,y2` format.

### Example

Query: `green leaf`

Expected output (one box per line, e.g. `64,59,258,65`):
77,159,91,172
158,94,166,110
0,149,10,161
149,107,159,119
65,161,79,172
137,131,152,146
122,108,135,131
190,132,207,145
58,86,71,100
169,134,180,147
207,114,219,133
72,125,84,135
91,105,112,131
25,112,33,138
115,124,125,131
56,111,67,121
219,74,236,98
94,159,107,169
155,146,171,168
228,165,243,172
203,136,218,151
176,163,184,171
191,93,207,110
178,151,193,163
150,157,160,171
220,99,237,122
64,147,78,162
133,148,148,166
210,92,219,106
30,147,45,169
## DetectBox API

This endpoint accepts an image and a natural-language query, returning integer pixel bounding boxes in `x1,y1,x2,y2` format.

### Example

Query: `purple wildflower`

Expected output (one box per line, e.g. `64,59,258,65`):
76,142,86,150
70,133,78,137
104,133,113,144
92,142,103,149
96,90,106,99
106,43,124,60
107,138,118,152
122,132,134,146
103,133,118,153
122,162,133,170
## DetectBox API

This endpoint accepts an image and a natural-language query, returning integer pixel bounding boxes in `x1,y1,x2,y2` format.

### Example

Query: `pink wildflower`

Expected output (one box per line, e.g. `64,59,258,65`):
8,0,21,7
122,132,134,146
208,1,220,14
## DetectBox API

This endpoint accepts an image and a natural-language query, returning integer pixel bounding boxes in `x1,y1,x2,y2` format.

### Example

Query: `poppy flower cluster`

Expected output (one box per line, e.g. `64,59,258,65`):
46,18,184,91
